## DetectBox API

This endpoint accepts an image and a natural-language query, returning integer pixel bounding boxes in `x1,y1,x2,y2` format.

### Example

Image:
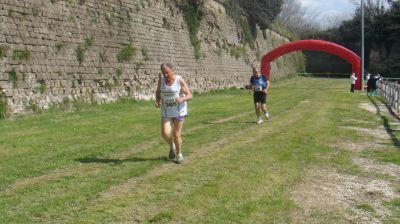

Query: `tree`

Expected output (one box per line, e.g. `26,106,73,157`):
235,0,284,29
277,0,320,36
313,0,400,76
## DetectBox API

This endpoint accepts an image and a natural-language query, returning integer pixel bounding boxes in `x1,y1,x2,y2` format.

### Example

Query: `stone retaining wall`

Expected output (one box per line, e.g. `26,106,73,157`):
0,0,303,116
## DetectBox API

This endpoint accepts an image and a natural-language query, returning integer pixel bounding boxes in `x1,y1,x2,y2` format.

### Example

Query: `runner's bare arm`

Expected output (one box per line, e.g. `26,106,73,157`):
155,78,161,107
177,78,192,103
265,80,271,93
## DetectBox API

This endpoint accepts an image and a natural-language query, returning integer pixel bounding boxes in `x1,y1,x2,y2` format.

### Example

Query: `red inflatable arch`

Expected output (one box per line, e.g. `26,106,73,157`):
261,40,362,90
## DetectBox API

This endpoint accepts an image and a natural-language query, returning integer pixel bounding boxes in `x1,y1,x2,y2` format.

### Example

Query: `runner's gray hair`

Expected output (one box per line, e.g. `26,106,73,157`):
160,63,173,70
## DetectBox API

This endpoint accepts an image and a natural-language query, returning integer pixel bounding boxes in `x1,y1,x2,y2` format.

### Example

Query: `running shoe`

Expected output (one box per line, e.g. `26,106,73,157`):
169,143,176,160
257,118,263,124
177,153,184,164
265,112,270,119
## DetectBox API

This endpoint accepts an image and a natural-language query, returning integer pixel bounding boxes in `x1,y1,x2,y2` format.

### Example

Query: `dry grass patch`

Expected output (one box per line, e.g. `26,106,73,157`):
340,126,391,140
353,157,400,182
291,167,399,224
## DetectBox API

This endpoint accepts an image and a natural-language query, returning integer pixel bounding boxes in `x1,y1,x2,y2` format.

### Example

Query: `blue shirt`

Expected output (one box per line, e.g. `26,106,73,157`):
250,75,267,91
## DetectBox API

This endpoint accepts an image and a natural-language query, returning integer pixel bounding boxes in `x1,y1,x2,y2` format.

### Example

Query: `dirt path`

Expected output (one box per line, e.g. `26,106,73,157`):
290,100,400,223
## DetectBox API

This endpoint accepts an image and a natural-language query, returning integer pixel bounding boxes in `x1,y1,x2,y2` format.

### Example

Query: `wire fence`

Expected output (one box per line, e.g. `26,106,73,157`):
377,79,400,112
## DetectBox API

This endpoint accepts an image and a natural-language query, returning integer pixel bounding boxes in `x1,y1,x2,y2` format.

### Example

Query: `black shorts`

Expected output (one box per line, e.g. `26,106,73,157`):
253,91,267,104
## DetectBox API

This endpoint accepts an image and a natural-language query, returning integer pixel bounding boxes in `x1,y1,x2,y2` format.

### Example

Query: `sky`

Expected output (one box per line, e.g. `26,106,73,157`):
299,0,358,28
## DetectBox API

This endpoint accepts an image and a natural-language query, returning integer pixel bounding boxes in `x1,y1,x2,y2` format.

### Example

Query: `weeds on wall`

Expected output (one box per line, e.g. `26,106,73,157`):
74,34,95,65
0,44,10,57
181,1,204,60
116,68,123,77
133,0,149,11
162,17,171,30
75,45,85,65
255,49,261,61
97,67,103,75
100,48,107,62
8,69,18,88
28,101,41,113
141,47,150,61
32,5,40,17
38,80,47,94
105,13,115,25
230,46,246,59
269,21,300,41
224,0,255,48
55,43,64,52
84,35,95,48
0,97,7,119
117,44,136,63
12,48,31,61
134,61,144,74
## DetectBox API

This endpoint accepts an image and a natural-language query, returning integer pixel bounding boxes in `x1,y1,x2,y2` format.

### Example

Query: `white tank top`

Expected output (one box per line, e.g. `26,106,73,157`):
160,75,187,117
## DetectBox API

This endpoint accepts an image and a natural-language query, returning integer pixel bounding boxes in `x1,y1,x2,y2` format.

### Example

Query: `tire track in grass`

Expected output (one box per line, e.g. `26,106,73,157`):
94,88,317,200
76,93,316,224
3,82,313,194
137,100,325,223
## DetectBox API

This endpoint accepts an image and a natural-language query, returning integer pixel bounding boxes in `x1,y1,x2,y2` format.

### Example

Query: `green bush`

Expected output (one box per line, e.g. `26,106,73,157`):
230,46,246,59
12,48,31,61
182,2,203,60
0,44,10,57
8,69,17,82
0,97,7,119
84,35,95,48
224,0,255,47
39,80,47,94
75,45,85,65
117,44,136,63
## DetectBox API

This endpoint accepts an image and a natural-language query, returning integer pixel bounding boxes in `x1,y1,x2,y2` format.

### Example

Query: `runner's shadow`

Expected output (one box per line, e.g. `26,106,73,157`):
369,96,400,148
76,156,169,164
202,120,255,125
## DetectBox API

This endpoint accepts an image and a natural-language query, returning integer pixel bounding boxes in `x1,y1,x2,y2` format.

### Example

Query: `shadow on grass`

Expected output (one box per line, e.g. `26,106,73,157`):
76,156,169,164
368,96,400,148
202,120,255,125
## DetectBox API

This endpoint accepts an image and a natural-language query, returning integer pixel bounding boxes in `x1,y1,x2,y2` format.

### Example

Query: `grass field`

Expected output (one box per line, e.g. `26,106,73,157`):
0,77,399,223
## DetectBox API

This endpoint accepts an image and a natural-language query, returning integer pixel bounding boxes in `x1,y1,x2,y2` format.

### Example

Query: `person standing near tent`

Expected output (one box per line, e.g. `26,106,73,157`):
350,72,357,93
155,63,192,163
366,73,371,92
367,74,381,96
249,66,270,124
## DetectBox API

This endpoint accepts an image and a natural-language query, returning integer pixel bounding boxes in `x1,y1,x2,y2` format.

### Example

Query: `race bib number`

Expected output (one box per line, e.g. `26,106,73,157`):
254,84,262,91
165,99,177,108
164,97,177,108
